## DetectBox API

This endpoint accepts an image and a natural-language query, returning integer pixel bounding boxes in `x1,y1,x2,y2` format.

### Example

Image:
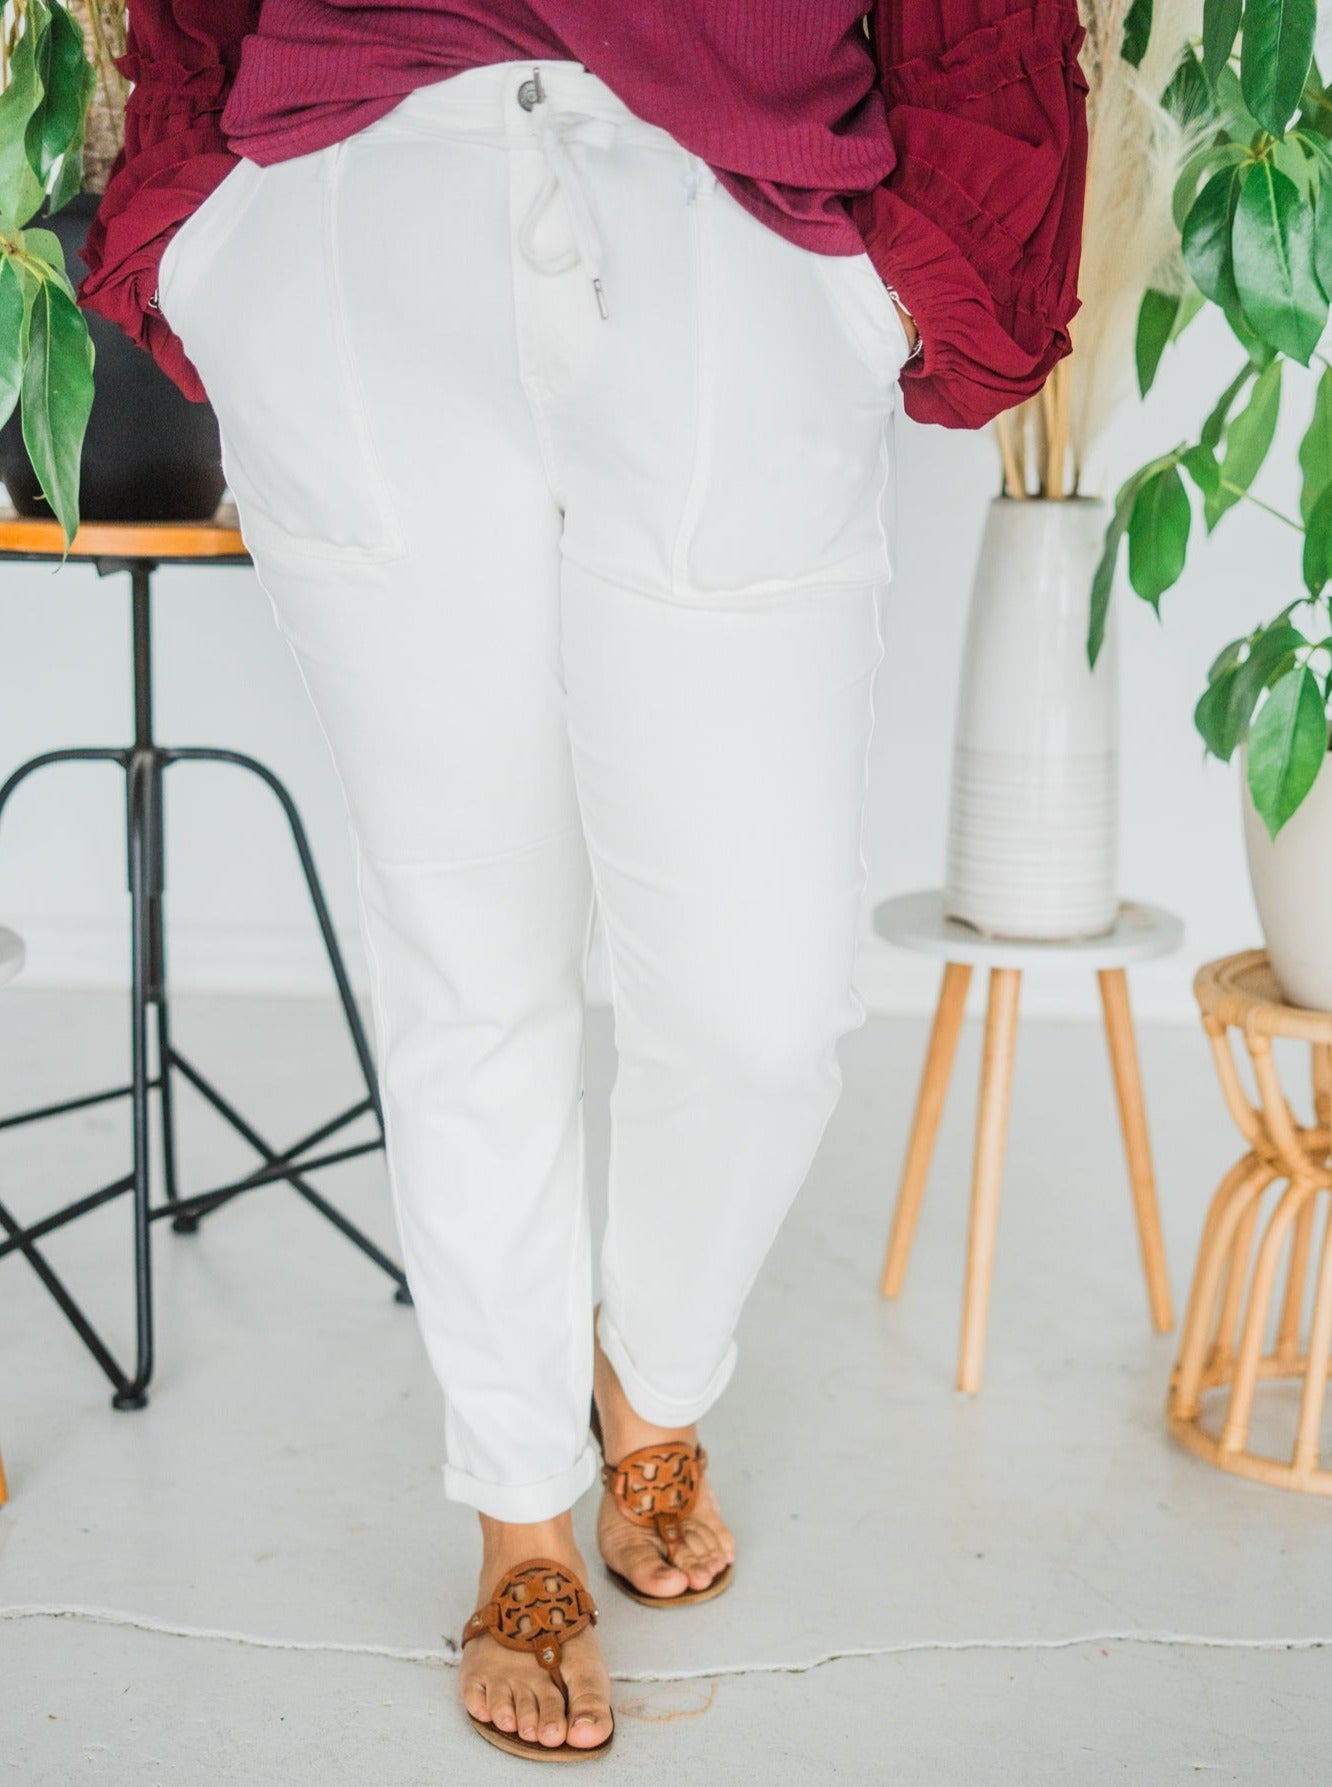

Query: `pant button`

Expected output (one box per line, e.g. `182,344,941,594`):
517,77,541,111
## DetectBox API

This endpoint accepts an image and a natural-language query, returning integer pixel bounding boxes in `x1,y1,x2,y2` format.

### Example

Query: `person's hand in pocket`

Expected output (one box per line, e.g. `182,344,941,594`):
892,296,919,355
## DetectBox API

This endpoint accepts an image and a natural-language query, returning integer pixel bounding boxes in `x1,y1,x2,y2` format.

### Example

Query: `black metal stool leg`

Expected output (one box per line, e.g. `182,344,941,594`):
115,745,157,1408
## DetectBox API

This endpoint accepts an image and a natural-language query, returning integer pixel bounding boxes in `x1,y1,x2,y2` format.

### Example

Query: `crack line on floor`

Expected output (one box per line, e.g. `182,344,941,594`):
1,1605,1326,1680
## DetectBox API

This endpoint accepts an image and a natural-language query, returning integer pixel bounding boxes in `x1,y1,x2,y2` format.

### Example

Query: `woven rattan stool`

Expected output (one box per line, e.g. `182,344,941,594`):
1168,951,1332,1494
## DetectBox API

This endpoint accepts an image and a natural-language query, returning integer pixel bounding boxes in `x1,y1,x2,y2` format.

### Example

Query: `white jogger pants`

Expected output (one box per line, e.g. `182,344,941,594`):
158,59,911,1522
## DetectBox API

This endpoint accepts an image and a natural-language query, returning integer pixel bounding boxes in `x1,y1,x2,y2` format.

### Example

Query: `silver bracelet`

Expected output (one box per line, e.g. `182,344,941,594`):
884,285,924,361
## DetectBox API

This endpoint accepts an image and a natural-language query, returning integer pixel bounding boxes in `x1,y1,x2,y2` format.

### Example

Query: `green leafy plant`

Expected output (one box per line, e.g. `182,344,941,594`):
0,0,111,546
1089,0,1332,839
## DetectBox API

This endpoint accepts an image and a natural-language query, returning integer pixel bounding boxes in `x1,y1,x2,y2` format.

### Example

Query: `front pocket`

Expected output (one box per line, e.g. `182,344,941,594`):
819,250,915,381
671,174,901,600
156,146,407,569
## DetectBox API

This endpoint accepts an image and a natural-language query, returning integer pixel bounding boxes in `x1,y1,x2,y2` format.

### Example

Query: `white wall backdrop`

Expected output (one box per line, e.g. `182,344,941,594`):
0,301,1297,1021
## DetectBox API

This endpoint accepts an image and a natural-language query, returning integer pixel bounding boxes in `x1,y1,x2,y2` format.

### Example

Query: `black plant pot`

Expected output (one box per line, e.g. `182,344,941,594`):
0,191,226,523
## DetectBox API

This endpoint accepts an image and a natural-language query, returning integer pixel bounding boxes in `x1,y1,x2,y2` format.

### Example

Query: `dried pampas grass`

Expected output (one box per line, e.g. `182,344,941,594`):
995,0,1211,499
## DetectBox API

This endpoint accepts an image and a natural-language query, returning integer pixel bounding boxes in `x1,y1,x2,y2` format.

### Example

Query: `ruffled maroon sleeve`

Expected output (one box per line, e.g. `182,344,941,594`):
78,2,259,402
848,0,1090,430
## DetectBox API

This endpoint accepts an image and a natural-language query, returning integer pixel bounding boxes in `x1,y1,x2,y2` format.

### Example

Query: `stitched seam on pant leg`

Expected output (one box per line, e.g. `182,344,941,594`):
668,169,713,597
507,142,569,515
565,872,600,1453
323,143,409,561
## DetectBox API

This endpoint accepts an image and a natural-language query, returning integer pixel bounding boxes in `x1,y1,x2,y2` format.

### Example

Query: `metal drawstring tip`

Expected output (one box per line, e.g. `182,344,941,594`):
592,277,609,321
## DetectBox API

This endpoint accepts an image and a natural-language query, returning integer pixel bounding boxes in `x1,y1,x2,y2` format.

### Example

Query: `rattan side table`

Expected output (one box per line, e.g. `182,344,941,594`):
1168,950,1332,1494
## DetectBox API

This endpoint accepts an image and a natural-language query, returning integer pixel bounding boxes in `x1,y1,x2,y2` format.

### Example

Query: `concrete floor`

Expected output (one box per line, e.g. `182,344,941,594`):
1,987,1329,1784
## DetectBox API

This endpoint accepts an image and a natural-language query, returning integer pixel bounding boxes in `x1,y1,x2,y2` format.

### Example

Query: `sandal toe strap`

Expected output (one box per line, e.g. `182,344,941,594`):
601,1441,708,1565
461,1558,598,1705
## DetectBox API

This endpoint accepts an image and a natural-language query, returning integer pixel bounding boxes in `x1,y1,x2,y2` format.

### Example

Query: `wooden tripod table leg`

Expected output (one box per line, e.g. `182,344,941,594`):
1097,967,1174,1333
881,961,973,1298
958,967,1022,1394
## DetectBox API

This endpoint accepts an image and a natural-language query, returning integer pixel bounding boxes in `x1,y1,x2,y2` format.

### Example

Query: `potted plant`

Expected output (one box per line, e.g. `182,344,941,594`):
0,0,224,543
943,0,1212,941
1089,2,1332,1007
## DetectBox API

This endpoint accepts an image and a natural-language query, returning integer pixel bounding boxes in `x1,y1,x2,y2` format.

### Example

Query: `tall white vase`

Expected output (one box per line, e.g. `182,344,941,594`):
944,495,1119,941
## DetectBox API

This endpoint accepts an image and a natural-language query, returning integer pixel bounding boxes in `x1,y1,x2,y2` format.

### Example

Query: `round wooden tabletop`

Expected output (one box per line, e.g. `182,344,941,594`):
0,504,248,562
1194,949,1332,1042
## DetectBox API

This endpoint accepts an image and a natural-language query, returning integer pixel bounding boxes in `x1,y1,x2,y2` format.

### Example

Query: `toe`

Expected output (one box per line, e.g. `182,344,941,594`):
461,1676,491,1725
563,1648,614,1750
565,1690,613,1750
621,1534,690,1597
515,1686,542,1745
489,1683,517,1734
535,1683,568,1749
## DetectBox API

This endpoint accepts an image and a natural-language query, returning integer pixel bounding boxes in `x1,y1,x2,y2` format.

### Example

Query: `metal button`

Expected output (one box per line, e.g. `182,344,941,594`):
517,76,542,111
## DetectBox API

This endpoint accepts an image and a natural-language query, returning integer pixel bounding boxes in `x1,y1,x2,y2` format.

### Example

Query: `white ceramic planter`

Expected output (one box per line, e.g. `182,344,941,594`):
1241,744,1332,1011
944,495,1119,941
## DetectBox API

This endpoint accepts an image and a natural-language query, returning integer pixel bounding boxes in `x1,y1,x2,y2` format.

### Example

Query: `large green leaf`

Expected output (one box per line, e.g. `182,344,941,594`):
1212,63,1265,144
48,110,85,215
1246,664,1329,836
1128,463,1192,607
1182,164,1244,308
1301,478,1332,596
1314,170,1332,299
1180,440,1221,499
0,10,48,230
1299,366,1332,526
19,272,94,546
1195,621,1308,759
1201,361,1257,450
1086,452,1181,666
26,3,93,186
1135,289,1178,395
1240,0,1317,139
1206,357,1282,527
0,257,29,433
1123,0,1153,68
1202,0,1242,85
1232,161,1326,361
20,227,67,280
1172,141,1247,234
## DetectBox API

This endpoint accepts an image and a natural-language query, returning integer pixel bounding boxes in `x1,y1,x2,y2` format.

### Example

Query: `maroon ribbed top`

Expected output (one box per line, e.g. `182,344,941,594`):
222,2,892,255
79,1,1092,430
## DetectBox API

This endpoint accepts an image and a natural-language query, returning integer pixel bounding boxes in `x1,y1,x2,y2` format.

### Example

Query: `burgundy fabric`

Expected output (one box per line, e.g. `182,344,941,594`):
78,2,1088,432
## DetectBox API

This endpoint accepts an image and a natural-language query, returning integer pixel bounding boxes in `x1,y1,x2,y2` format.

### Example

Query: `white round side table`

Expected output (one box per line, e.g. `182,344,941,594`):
0,924,21,1505
871,891,1184,1392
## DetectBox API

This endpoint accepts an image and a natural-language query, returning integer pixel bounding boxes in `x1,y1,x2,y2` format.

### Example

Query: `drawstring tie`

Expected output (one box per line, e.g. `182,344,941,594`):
515,71,616,320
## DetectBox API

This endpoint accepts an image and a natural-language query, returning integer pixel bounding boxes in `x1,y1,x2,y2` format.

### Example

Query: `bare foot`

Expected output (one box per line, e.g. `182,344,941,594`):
460,1512,614,1752
593,1338,736,1599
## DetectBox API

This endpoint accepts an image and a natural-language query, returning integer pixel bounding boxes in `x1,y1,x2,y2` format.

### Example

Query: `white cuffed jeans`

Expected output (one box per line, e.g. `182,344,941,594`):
157,59,911,1522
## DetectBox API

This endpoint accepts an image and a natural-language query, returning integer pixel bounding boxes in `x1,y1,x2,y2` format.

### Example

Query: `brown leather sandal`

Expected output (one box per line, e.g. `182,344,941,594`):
591,1405,734,1608
461,1558,614,1762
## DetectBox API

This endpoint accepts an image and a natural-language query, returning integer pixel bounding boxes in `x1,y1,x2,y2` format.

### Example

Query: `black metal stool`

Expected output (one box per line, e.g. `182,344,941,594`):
0,507,407,1411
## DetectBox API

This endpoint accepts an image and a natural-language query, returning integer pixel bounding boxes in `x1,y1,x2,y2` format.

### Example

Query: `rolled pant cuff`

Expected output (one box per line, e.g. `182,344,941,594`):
596,1310,737,1427
442,1440,599,1522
